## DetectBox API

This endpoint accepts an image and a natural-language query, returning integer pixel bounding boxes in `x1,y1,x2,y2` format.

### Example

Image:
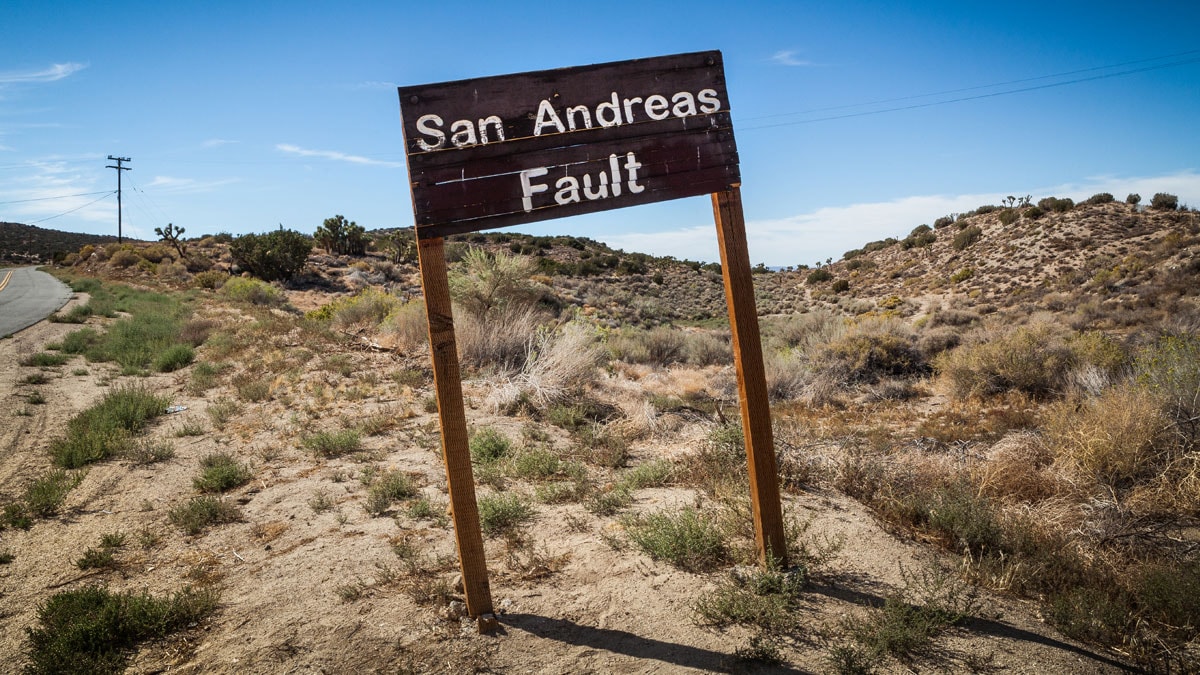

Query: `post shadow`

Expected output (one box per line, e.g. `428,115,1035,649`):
501,613,813,674
809,583,1140,673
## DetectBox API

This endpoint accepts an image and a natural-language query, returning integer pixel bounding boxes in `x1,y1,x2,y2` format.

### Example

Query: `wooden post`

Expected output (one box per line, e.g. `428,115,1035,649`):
416,236,497,632
712,186,788,566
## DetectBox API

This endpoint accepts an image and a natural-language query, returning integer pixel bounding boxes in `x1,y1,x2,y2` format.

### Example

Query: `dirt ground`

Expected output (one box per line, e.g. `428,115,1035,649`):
0,300,1136,674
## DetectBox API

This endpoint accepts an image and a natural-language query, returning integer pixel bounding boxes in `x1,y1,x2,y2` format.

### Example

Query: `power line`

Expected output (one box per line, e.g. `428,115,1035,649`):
0,190,112,205
26,192,115,224
743,48,1200,122
741,55,1200,131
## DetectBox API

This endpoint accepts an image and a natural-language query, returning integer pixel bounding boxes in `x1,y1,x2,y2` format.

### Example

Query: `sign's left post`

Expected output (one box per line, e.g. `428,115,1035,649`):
415,235,497,633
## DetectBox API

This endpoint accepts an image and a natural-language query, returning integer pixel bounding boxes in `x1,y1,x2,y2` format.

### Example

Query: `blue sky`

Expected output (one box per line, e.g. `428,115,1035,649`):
2,0,1198,266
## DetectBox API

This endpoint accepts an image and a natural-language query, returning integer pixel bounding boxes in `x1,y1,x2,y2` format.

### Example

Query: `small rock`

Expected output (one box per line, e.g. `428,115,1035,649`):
450,574,463,593
443,600,467,620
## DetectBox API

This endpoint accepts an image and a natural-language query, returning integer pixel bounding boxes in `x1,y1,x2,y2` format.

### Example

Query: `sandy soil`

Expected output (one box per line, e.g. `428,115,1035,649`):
0,304,1135,674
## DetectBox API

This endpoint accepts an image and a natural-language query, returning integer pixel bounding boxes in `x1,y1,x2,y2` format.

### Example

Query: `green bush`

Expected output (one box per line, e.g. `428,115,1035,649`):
830,279,850,293
623,506,728,572
1085,192,1115,205
998,209,1019,226
1150,192,1179,211
1037,196,1075,213
24,470,86,517
951,225,983,251
21,352,70,367
154,344,194,372
933,216,955,229
1126,193,1141,205
169,496,241,535
469,427,512,464
364,469,418,515
50,386,171,468
229,228,311,281
24,585,218,675
193,453,253,493
314,214,368,255
192,269,229,290
805,268,832,284
221,277,284,306
1024,205,1045,220
935,324,1074,399
478,493,535,536
301,429,361,458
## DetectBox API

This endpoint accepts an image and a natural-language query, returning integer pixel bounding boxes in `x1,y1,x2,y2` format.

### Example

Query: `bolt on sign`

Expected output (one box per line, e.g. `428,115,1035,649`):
399,50,739,237
398,51,783,633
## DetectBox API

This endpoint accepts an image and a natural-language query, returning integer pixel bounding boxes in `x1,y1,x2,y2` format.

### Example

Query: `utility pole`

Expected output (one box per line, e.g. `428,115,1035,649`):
106,156,131,243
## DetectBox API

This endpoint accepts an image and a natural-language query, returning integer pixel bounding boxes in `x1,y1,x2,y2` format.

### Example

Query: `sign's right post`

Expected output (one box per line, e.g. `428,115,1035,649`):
712,186,788,566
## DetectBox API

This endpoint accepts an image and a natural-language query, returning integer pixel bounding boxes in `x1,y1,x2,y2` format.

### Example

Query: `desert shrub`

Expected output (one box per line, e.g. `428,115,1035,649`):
998,209,1019,226
805,268,832,284
50,385,171,468
935,324,1074,399
1024,205,1045,220
21,352,70,367
623,506,729,572
951,225,983,251
484,321,603,411
154,344,194,372
1126,193,1141,205
229,229,311,281
379,299,428,350
192,270,229,289
681,423,747,494
478,493,535,536
301,429,361,458
108,249,140,268
682,330,732,366
193,452,253,493
1085,192,1115,205
168,496,241,534
469,427,512,464
694,556,807,632
1038,196,1075,213
364,470,417,515
456,304,545,371
179,318,217,346
1150,192,1179,211
830,279,850,293
813,320,925,385
949,268,973,283
24,585,218,675
24,470,86,517
309,287,402,329
925,307,979,328
763,349,808,401
933,216,955,229
449,247,540,318
608,325,685,365
221,276,284,306
1045,384,1166,488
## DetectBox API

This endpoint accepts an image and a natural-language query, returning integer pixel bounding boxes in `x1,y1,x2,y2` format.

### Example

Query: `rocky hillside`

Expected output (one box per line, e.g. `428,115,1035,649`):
0,222,121,264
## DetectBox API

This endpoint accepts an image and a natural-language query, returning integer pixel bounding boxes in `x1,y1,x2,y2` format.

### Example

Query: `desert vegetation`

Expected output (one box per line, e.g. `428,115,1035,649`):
0,195,1197,672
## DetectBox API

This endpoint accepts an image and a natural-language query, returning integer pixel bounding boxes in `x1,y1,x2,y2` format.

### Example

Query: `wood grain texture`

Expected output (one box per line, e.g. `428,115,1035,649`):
417,236,495,622
399,50,738,236
712,187,787,566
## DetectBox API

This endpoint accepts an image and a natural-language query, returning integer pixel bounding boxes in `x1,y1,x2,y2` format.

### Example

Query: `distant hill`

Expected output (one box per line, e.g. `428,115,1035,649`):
0,222,122,264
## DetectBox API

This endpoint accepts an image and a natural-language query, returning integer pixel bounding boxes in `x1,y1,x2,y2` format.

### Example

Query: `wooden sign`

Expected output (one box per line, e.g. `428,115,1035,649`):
399,51,739,238
399,51,783,634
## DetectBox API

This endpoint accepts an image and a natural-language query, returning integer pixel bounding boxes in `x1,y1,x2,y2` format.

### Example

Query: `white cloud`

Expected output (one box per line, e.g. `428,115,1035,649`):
144,175,238,193
276,143,404,168
769,50,812,67
349,80,399,90
599,171,1200,267
0,161,113,225
202,138,237,148
0,63,87,85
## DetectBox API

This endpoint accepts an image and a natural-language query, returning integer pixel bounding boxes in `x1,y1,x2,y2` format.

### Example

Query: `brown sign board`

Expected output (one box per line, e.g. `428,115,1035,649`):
398,50,739,238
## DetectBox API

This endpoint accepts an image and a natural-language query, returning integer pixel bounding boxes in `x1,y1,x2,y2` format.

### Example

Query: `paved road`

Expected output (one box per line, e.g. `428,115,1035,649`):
0,267,74,337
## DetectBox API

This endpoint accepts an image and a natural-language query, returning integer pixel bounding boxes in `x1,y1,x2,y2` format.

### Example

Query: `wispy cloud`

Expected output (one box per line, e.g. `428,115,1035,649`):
0,160,113,225
349,80,399,91
276,143,403,168
144,175,238,193
202,138,238,148
601,171,1200,267
770,50,813,67
0,63,87,85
